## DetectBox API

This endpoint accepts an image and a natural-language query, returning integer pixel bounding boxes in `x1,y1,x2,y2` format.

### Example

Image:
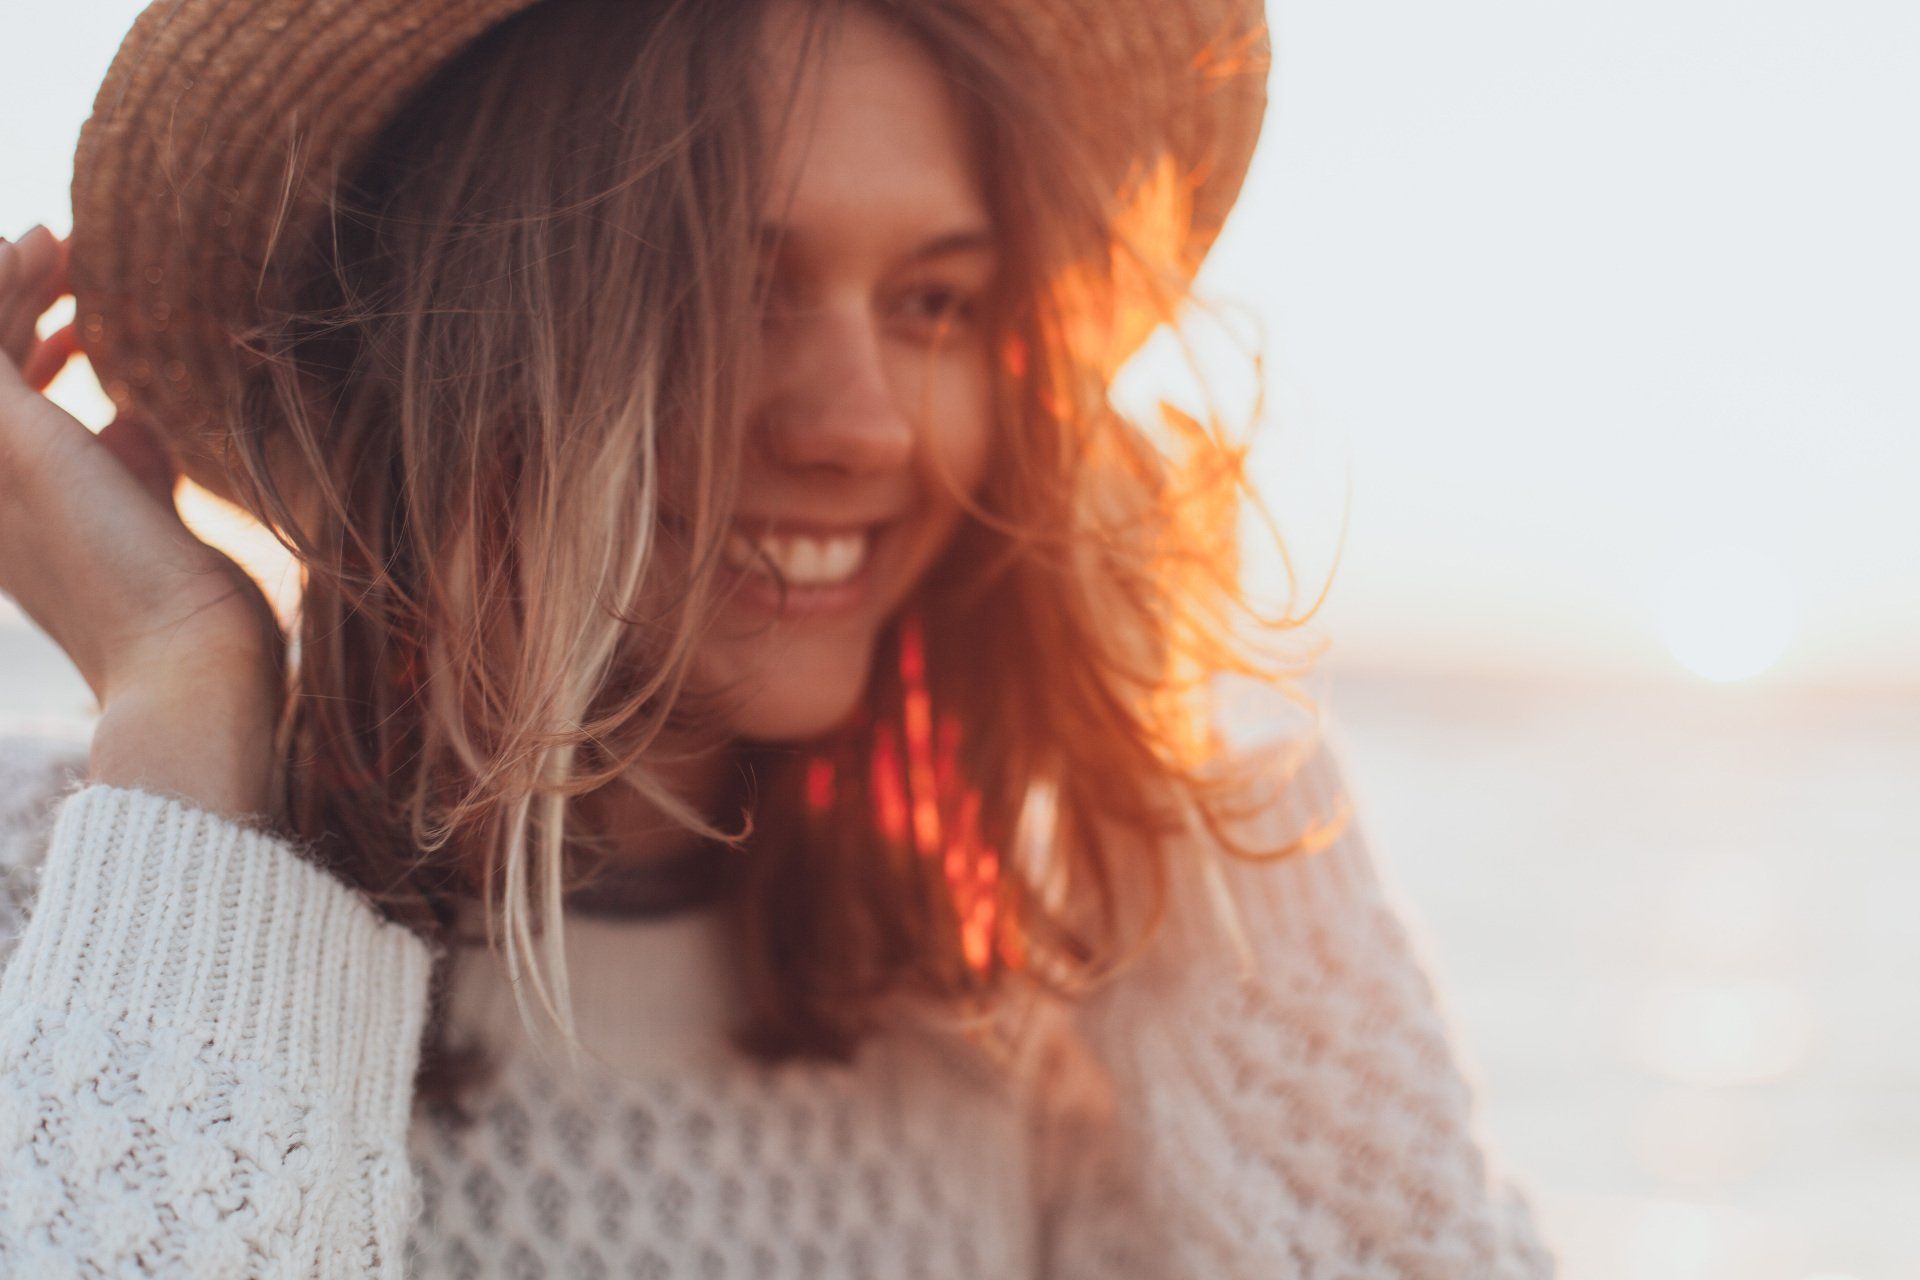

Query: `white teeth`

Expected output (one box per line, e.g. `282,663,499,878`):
816,536,864,581
788,537,826,581
722,529,870,586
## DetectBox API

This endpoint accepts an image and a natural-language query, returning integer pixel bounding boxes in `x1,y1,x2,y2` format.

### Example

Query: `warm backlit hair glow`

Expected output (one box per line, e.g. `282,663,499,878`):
220,0,1343,1107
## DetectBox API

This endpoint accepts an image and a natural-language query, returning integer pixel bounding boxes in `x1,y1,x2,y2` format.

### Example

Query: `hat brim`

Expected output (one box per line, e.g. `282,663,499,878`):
70,0,1268,508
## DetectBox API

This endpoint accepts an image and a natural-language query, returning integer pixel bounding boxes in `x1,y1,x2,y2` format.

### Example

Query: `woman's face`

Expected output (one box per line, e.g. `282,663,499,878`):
695,1,997,742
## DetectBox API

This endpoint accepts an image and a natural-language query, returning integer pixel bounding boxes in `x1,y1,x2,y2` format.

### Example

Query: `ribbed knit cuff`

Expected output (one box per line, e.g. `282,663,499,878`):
0,783,434,1138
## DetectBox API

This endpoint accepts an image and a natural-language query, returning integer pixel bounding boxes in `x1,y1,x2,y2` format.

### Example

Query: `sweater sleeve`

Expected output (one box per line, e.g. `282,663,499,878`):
1037,735,1560,1279
0,750,435,1278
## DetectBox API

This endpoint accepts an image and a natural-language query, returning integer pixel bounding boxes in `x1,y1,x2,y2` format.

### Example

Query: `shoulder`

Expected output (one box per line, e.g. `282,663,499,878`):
1138,716,1394,988
1218,729,1354,839
1194,671,1358,853
1183,717,1361,886
0,721,95,939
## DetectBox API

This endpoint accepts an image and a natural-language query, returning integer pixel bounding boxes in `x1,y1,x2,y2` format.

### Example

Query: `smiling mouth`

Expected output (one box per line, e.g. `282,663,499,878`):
721,523,882,590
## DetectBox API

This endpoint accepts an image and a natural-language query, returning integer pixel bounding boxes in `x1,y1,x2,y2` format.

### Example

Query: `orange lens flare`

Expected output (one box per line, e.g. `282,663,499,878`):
901,620,943,858
871,719,911,848
805,754,835,813
868,613,1018,978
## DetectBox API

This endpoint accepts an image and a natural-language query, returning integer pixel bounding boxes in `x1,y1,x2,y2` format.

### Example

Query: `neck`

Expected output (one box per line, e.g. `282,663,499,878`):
565,740,743,918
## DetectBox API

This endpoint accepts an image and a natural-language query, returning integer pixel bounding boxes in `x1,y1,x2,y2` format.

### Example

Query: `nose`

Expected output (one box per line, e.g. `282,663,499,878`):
754,304,914,477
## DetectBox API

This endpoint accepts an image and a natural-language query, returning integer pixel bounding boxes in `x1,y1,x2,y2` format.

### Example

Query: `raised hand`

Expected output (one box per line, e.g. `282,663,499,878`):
0,224,284,817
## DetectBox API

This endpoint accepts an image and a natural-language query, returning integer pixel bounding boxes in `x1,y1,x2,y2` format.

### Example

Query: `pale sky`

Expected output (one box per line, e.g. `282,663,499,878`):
4,0,1916,688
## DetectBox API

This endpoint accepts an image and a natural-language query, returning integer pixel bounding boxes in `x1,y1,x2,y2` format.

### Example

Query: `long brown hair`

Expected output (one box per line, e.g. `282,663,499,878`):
225,0,1342,1104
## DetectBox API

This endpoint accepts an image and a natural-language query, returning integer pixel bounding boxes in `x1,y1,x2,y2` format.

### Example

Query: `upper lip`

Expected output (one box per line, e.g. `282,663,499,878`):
730,516,898,538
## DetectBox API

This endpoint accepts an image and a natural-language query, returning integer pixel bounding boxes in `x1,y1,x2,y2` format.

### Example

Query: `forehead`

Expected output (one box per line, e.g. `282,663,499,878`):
754,3,987,239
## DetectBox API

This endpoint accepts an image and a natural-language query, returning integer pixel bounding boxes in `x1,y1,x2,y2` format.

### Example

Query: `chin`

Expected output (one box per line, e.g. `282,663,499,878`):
709,628,879,743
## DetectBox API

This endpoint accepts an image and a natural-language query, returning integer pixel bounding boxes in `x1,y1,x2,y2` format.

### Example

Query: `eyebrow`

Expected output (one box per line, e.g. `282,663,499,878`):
756,222,998,265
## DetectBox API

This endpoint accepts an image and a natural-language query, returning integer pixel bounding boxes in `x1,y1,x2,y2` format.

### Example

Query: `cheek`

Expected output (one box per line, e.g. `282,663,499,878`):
917,352,995,506
884,356,992,602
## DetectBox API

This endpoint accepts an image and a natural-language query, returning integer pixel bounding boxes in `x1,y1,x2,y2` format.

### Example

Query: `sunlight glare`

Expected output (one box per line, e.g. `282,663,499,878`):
1656,543,1798,682
1618,1199,1786,1280
1633,978,1813,1087
1630,1087,1772,1187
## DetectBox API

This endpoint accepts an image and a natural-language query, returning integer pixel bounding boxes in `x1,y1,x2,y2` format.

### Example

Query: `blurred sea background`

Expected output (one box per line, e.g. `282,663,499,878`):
5,2,1917,1275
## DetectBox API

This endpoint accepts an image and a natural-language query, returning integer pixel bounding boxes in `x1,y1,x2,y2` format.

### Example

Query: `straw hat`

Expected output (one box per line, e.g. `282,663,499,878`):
68,0,1270,508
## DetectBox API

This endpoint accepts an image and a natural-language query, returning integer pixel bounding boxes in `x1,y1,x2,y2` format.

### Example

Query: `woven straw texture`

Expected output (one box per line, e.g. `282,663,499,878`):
68,0,1269,506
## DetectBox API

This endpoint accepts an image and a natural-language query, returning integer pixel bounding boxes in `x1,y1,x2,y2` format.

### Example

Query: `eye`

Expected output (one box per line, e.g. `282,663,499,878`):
890,282,981,342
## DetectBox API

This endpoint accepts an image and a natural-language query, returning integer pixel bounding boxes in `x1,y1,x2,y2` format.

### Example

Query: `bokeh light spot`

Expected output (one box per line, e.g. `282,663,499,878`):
1657,543,1798,682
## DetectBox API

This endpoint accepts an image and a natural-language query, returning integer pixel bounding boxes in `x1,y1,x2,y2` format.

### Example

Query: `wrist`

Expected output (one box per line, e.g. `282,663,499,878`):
90,659,281,823
103,607,283,703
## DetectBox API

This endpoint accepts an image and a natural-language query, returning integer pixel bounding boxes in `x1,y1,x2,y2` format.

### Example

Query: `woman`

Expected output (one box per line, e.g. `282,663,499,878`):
0,0,1558,1274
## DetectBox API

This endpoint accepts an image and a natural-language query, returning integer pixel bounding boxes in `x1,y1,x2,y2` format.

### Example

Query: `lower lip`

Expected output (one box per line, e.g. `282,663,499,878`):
717,535,880,620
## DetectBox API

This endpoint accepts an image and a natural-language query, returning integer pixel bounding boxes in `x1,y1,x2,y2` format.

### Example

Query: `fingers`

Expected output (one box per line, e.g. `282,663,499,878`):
22,321,79,391
0,234,21,389
1,226,72,374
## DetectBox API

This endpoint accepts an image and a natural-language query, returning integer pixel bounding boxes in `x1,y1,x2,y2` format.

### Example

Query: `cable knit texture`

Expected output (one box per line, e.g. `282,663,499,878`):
0,737,432,1278
0,726,1559,1277
1044,743,1560,1278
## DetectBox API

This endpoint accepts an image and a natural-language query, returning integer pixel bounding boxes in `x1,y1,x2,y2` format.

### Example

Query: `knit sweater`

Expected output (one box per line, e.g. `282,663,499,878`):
0,722,1559,1278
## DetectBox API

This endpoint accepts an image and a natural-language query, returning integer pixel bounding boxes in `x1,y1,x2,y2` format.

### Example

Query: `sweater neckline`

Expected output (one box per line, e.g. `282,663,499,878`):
562,837,737,920
443,897,744,1076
